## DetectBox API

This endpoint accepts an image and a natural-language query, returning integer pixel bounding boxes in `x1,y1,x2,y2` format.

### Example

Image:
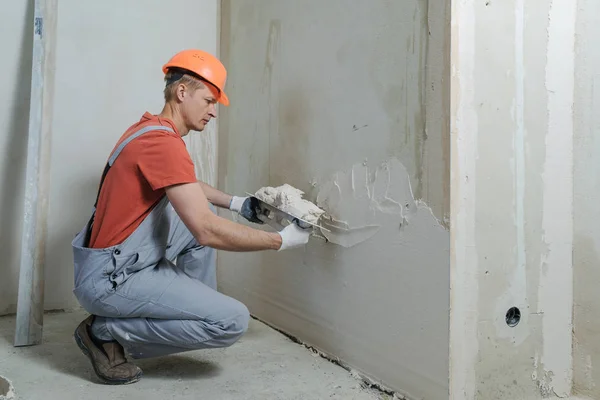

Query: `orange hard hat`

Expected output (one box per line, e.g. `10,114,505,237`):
162,49,229,106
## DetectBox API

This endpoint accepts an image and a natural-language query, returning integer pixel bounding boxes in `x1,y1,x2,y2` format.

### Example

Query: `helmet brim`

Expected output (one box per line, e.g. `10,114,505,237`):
219,91,229,106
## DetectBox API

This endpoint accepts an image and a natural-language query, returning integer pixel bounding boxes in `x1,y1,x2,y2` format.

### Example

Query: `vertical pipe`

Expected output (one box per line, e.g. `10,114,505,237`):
14,0,57,347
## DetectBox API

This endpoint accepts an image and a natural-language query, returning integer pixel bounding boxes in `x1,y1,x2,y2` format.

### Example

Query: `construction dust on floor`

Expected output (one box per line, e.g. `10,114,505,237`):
0,309,387,400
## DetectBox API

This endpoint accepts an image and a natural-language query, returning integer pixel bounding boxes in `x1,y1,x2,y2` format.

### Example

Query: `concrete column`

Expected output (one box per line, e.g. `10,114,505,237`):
450,0,576,398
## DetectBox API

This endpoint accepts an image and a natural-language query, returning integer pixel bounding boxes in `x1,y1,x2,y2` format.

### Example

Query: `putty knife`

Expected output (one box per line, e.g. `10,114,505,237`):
246,193,330,232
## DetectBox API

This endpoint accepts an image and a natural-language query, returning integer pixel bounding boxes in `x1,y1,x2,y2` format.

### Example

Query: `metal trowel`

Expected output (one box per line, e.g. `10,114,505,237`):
246,193,330,232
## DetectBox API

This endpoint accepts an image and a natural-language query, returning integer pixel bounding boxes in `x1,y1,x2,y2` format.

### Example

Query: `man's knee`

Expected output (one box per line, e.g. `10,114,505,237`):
218,300,250,340
185,299,249,349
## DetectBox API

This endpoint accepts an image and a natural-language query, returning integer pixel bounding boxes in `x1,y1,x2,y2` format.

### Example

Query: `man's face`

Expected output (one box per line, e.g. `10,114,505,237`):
181,82,218,133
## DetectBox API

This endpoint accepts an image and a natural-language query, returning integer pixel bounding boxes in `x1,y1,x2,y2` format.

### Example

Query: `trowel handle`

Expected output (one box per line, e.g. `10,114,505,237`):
257,213,286,231
293,218,312,230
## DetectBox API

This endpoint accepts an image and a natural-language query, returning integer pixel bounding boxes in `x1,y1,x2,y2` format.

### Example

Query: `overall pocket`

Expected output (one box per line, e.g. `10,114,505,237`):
73,276,121,317
111,243,167,286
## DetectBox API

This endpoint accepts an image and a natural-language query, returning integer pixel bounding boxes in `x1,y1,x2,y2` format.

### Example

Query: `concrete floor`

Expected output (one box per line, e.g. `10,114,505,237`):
0,309,386,400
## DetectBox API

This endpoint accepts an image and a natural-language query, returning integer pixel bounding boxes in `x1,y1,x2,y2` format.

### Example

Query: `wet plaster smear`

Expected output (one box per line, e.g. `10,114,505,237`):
316,158,422,248
218,1,449,399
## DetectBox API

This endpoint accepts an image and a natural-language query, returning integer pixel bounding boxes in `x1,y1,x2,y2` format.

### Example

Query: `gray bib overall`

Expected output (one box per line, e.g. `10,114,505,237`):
71,125,249,359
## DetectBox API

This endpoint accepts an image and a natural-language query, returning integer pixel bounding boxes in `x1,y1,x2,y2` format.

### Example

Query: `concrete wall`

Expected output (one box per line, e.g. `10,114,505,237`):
573,0,600,397
0,0,218,315
450,1,577,399
218,1,449,398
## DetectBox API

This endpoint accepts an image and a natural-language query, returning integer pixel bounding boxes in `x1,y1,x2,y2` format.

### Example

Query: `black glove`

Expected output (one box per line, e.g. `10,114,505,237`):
230,196,264,224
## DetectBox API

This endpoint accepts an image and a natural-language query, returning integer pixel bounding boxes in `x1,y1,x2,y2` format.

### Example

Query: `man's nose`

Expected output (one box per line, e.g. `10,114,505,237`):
209,104,217,118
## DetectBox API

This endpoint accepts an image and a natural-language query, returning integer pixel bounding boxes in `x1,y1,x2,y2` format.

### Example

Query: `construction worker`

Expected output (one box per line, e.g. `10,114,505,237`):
70,49,311,385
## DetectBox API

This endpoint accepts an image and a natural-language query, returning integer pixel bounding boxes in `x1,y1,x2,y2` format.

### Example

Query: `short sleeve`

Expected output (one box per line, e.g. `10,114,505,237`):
136,133,197,190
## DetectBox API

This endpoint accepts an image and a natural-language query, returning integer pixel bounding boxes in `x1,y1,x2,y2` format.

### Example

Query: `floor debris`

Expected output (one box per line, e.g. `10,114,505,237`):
0,375,15,400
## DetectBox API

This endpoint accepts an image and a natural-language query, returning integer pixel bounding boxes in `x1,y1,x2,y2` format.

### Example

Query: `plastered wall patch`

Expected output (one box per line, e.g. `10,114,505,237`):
315,157,437,247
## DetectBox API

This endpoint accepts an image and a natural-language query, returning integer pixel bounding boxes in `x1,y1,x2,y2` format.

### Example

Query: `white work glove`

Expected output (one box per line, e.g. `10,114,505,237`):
229,196,264,224
229,196,246,213
277,222,311,251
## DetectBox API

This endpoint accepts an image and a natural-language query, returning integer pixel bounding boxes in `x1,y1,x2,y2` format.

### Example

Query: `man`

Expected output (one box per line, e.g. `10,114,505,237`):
71,49,311,385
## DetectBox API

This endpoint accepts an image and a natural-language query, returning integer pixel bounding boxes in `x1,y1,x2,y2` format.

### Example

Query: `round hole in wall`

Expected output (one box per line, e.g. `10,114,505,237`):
505,307,521,327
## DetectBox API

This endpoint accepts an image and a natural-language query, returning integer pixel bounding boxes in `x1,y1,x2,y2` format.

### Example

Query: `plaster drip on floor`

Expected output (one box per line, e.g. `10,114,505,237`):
0,376,15,400
249,315,404,399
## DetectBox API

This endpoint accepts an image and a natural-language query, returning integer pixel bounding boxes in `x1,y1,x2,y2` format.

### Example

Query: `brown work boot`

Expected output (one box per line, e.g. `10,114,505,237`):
73,315,143,385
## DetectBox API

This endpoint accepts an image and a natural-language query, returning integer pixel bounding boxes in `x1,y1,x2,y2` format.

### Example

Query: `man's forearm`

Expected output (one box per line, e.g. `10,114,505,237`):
198,181,233,209
166,182,281,252
201,213,282,251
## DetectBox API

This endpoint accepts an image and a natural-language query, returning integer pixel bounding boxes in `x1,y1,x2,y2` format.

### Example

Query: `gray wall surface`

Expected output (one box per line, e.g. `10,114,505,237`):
574,0,600,397
217,1,450,398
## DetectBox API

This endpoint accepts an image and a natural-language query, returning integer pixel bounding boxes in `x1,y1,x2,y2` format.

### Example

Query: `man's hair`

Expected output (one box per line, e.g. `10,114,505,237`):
163,68,206,102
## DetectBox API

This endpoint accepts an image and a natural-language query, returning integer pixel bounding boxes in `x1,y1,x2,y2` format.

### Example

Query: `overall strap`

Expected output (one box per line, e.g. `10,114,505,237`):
84,125,175,246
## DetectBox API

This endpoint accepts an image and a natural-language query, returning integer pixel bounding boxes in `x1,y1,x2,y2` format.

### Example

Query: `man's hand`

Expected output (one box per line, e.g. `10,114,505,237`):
230,197,312,250
277,222,311,251
229,196,264,224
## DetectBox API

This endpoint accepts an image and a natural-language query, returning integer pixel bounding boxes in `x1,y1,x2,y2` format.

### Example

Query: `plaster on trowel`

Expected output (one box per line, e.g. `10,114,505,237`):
249,195,330,232
247,183,330,233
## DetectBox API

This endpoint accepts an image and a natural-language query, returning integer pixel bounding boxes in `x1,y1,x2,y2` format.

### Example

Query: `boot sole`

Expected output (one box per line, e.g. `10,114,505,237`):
74,328,142,385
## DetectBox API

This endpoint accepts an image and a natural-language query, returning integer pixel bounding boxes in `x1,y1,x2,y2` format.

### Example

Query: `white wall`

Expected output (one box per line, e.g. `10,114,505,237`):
0,0,218,314
450,0,577,399
218,1,449,399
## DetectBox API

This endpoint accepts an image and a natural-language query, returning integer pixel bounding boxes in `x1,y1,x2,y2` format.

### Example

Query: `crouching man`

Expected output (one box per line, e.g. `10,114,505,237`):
71,49,310,384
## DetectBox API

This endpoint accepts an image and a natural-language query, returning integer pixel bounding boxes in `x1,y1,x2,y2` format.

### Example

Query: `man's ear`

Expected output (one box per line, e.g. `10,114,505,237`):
176,83,187,102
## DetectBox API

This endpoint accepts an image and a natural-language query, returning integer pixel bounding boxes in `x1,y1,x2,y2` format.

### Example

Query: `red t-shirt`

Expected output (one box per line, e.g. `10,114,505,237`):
89,112,198,248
